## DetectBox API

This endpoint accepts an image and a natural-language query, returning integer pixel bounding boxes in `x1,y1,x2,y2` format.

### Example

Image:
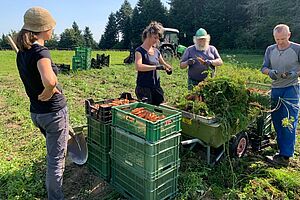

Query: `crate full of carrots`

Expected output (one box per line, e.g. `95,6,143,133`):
112,102,181,142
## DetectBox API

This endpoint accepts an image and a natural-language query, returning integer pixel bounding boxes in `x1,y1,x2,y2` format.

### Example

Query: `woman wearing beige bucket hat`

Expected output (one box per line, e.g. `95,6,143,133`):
16,7,68,200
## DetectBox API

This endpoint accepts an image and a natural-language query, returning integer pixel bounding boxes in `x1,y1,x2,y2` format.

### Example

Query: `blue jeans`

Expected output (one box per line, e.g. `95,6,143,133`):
271,85,299,157
31,107,69,200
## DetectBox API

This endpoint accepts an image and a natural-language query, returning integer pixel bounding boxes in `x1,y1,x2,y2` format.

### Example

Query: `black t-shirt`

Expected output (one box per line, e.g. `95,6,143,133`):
16,44,66,114
136,46,161,88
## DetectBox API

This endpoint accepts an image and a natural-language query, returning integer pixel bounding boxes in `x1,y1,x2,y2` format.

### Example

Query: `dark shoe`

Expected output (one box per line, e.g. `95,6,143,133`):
265,154,289,167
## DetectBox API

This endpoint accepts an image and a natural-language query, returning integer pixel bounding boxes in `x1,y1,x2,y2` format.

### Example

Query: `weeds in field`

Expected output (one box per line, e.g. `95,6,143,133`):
1,50,299,199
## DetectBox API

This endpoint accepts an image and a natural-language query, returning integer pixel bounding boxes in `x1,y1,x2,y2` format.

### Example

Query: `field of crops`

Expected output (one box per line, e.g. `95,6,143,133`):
0,50,299,199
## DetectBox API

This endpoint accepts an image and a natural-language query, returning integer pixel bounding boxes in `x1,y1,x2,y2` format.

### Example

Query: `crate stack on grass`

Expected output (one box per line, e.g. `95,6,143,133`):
85,93,137,181
85,98,112,181
72,47,91,70
111,102,182,200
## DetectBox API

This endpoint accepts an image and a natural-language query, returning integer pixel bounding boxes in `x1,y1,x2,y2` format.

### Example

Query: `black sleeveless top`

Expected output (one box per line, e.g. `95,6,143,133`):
136,46,161,88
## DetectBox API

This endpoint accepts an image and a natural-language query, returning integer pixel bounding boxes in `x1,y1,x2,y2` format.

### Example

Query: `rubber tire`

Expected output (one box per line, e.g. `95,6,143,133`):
161,47,174,61
229,131,249,158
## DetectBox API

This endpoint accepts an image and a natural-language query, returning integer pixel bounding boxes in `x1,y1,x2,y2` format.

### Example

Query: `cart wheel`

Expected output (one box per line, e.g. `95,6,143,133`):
230,132,249,158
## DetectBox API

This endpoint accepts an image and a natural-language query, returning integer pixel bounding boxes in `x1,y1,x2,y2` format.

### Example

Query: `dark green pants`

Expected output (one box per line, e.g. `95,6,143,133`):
188,78,200,90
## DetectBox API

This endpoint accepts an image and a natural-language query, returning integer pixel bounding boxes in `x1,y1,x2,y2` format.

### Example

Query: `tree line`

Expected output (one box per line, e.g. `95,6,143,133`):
1,0,299,50
0,22,97,50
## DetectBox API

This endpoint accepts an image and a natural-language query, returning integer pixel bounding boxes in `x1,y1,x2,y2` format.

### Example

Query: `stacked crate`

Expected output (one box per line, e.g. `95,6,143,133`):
85,94,137,181
85,99,112,181
111,102,181,200
72,47,91,70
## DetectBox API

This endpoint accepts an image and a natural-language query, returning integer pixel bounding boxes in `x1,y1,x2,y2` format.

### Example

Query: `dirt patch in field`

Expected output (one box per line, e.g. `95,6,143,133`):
63,158,124,200
3,117,23,130
0,96,5,109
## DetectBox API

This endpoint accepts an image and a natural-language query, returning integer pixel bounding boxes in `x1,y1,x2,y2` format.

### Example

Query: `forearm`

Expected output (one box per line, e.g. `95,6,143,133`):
44,80,57,89
211,58,223,67
180,61,188,69
135,63,157,72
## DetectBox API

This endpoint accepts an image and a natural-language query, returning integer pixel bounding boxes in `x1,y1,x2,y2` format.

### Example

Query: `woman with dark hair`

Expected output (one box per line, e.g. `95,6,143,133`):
16,7,68,200
135,21,172,105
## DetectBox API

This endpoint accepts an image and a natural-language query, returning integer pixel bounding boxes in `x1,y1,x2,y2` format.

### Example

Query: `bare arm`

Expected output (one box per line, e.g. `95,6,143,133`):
180,60,189,69
135,51,157,71
37,58,61,101
211,58,223,67
37,58,57,88
159,54,172,71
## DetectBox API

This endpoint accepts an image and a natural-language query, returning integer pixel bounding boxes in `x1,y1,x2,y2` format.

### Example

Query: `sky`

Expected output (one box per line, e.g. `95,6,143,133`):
0,0,169,41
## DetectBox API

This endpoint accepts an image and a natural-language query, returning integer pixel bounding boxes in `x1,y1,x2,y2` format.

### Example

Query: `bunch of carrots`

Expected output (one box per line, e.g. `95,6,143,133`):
131,107,165,122
92,99,136,110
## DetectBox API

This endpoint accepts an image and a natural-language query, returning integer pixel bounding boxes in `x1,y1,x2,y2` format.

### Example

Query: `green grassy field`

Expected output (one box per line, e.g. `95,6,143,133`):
0,50,299,199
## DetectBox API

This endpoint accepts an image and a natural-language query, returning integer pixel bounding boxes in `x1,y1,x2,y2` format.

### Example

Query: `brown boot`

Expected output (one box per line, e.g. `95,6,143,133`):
265,154,289,167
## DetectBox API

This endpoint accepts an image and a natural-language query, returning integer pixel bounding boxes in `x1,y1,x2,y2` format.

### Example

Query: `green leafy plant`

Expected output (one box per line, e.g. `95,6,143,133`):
282,116,295,128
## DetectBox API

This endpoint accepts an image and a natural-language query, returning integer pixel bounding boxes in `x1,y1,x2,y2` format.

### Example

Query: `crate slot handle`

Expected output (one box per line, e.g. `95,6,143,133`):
124,160,133,166
161,163,172,172
125,115,135,123
154,108,163,113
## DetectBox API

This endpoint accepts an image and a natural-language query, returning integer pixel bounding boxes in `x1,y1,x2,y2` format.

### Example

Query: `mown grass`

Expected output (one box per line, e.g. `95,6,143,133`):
0,50,299,199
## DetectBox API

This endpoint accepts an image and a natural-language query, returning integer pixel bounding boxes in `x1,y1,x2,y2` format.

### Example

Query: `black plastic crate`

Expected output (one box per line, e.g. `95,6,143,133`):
85,93,137,123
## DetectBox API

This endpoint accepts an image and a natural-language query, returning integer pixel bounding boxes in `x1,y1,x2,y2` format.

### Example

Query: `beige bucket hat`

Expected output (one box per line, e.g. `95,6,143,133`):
22,7,56,32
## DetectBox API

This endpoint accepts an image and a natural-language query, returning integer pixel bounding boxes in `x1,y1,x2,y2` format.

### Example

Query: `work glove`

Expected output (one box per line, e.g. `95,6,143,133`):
287,71,299,79
204,59,213,67
268,69,279,80
280,72,288,79
156,64,165,70
187,58,195,65
166,69,173,75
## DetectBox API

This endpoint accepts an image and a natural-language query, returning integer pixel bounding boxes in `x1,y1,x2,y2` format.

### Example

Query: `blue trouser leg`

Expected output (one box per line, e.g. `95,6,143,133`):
271,85,299,157
31,107,69,200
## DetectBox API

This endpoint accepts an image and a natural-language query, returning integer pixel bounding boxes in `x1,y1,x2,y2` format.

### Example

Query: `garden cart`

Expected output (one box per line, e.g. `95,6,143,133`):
178,108,273,165
162,82,274,165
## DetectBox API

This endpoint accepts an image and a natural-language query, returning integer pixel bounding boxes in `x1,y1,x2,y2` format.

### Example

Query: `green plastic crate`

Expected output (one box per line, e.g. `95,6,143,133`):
87,142,110,181
72,56,82,62
75,47,91,52
72,56,83,70
112,102,181,142
73,47,91,70
87,116,111,150
83,60,91,70
111,158,179,200
111,127,180,176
